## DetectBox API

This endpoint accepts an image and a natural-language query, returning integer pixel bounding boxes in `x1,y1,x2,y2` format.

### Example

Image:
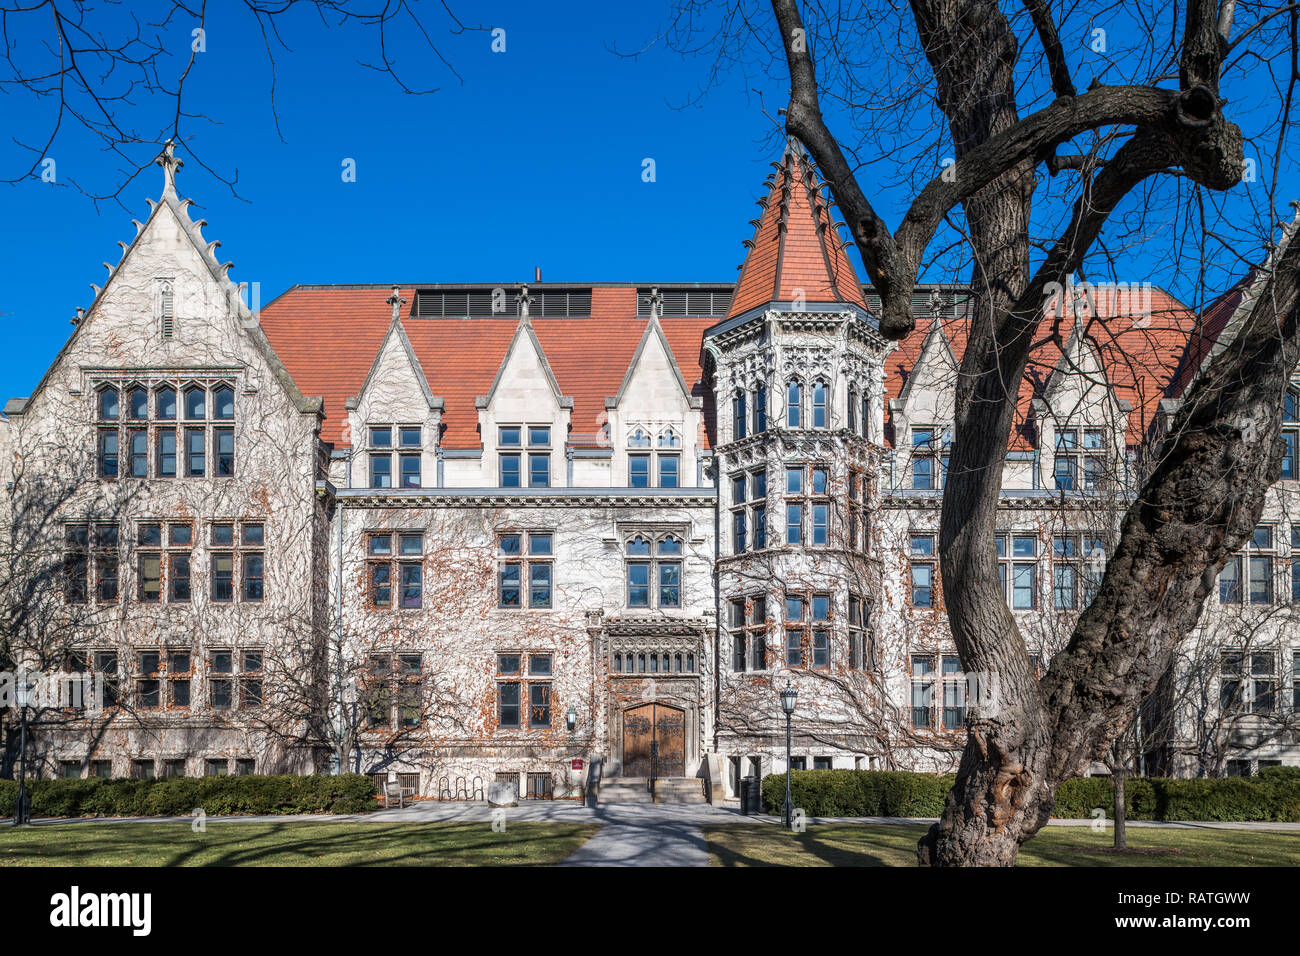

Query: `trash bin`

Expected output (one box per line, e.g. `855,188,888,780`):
740,776,758,815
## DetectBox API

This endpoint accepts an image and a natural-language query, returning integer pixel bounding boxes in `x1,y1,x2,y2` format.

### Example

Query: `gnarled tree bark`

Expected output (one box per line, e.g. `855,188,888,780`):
768,0,1299,865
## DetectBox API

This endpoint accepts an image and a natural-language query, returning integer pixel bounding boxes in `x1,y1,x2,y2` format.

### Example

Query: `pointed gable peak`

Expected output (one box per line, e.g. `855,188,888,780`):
477,310,572,411
728,141,866,318
610,305,699,410
897,314,956,406
355,301,440,412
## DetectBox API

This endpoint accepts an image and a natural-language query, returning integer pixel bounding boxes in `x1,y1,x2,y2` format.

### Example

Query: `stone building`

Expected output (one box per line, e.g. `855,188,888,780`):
3,144,1297,800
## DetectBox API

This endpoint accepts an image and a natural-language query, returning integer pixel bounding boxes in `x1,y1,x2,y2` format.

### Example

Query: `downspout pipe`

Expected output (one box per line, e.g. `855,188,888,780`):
331,448,351,776
711,452,721,759
334,498,345,775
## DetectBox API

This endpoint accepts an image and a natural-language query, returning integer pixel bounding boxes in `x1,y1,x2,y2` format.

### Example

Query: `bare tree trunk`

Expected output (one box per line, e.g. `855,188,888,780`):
918,229,1300,864
766,0,1291,866
1113,769,1127,850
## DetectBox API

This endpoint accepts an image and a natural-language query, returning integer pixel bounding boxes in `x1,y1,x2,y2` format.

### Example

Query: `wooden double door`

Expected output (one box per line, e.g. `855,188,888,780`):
622,703,685,778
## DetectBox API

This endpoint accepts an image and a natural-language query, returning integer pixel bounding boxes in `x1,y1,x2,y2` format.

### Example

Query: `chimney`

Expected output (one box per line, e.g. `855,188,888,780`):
534,266,542,283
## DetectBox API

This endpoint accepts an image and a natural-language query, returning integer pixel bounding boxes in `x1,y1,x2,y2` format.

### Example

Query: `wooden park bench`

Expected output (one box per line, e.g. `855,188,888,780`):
383,779,417,808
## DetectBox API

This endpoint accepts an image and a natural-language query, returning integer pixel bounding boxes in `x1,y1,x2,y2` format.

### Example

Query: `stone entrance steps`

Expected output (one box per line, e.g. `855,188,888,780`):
599,777,707,805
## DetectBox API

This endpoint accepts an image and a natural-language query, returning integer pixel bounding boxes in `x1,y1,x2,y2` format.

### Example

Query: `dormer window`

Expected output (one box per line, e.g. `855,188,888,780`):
658,429,681,487
369,428,392,488
627,427,681,488
498,424,550,488
1053,427,1105,491
368,425,422,489
399,427,422,487
911,427,946,490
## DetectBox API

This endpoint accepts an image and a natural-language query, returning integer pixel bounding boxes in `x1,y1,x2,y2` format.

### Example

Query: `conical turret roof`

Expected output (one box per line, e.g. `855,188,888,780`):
728,145,866,318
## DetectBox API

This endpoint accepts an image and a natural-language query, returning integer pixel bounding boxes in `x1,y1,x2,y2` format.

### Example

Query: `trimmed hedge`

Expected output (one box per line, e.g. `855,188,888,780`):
0,773,375,818
760,770,956,817
761,769,1300,822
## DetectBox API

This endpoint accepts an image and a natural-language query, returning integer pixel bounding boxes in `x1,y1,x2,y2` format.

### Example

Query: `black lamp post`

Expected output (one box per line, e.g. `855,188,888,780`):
14,673,34,826
780,681,798,829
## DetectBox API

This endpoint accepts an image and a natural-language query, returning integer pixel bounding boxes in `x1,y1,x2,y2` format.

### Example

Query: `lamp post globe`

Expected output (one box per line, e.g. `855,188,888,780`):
780,684,798,716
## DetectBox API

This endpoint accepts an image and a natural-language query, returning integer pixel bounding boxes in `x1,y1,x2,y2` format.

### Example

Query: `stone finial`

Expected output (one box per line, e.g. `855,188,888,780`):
516,283,534,320
643,286,664,322
1071,281,1090,320
386,287,406,322
156,140,183,198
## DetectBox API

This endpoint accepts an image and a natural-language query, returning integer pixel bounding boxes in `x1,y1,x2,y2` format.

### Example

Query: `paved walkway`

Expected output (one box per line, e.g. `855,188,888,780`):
554,806,714,866
6,801,1299,830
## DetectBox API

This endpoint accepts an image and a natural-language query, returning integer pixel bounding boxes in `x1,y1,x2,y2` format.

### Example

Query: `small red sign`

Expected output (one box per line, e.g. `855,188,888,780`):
571,759,584,771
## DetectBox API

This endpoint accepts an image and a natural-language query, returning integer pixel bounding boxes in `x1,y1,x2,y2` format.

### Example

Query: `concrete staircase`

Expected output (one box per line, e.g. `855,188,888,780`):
598,776,707,805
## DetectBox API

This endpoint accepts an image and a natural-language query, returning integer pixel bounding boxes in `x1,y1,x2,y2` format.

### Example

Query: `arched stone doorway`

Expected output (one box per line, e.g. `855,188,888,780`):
621,702,685,777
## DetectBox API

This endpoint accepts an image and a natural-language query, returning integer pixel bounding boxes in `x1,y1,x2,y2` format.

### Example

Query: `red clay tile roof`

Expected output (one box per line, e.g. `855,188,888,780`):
259,280,1224,457
1170,274,1253,398
728,149,866,318
258,286,408,448
260,284,715,451
884,287,1200,450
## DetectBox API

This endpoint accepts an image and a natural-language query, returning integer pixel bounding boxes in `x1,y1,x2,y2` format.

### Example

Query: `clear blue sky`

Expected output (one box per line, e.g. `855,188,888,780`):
0,2,805,398
0,1,1292,398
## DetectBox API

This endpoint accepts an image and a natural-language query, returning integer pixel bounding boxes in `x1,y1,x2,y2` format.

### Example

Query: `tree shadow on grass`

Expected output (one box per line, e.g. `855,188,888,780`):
1021,829,1300,867
705,824,919,867
0,821,599,867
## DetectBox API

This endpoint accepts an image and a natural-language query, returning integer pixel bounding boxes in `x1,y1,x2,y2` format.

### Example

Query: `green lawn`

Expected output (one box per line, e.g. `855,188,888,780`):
704,823,1300,867
0,821,598,866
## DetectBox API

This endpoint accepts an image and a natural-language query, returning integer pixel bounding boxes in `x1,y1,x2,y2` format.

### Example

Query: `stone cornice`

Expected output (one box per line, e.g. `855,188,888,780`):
881,490,1129,511
335,487,718,509
716,427,884,459
602,616,712,636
